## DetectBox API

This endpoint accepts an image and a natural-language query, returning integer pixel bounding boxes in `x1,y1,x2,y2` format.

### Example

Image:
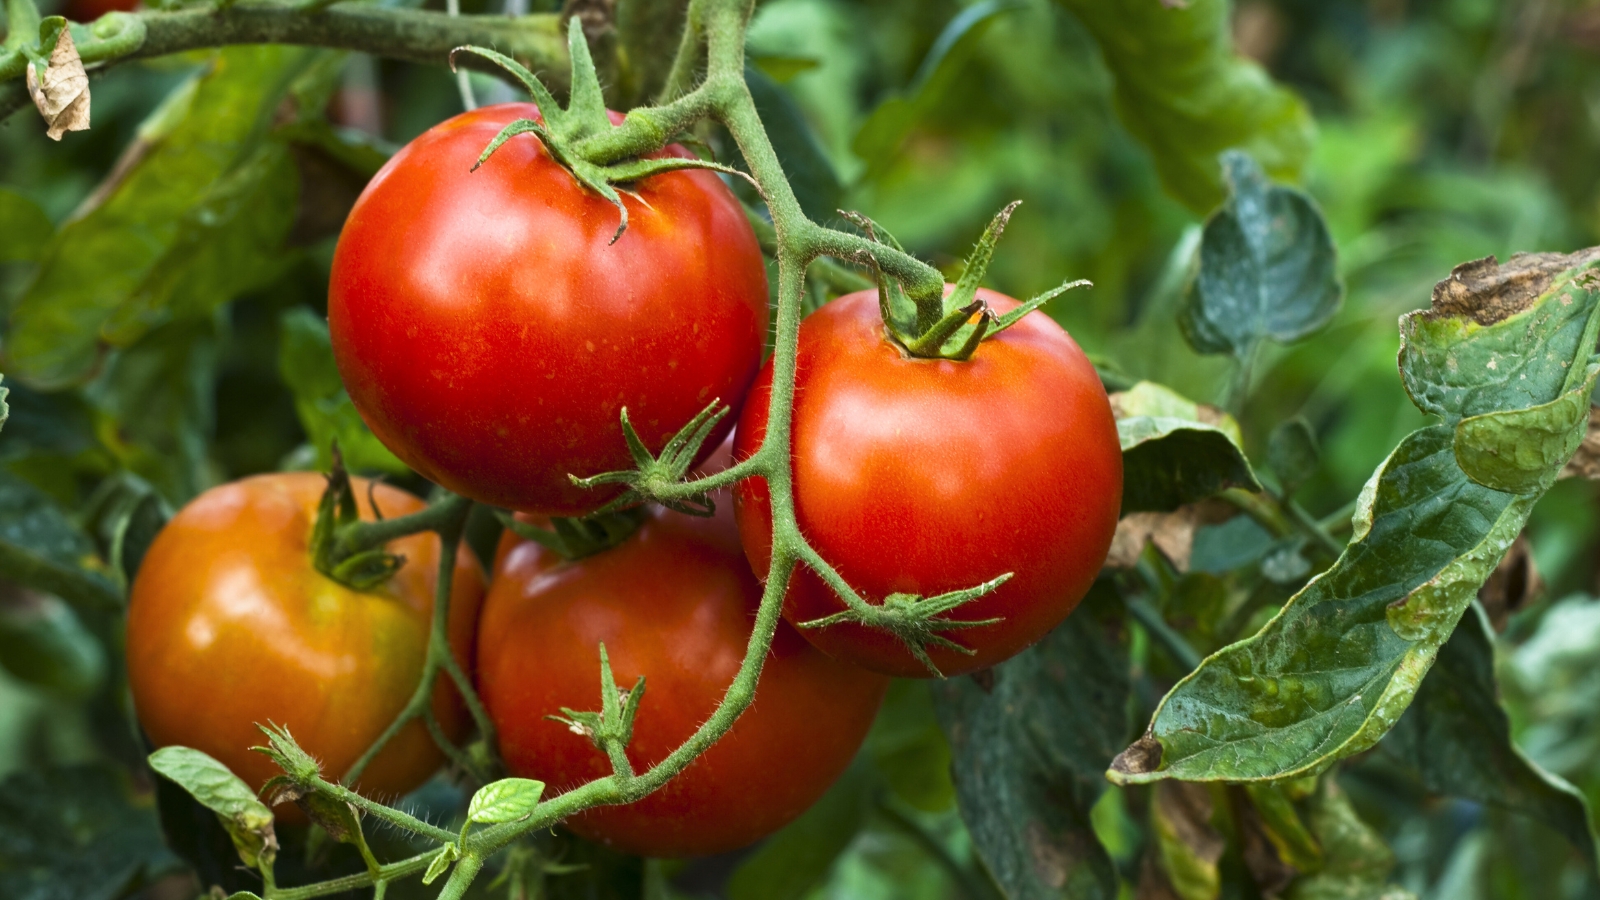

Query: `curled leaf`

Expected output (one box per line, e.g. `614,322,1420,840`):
26,24,91,141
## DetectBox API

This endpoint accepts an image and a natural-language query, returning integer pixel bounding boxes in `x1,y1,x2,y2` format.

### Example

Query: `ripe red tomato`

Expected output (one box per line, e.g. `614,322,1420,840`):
65,0,137,20
328,103,769,516
126,474,485,809
733,287,1122,678
477,503,888,857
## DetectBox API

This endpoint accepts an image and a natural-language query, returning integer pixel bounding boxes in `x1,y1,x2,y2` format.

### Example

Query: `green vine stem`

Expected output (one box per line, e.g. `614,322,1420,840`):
0,2,568,120
337,495,498,788
22,0,1030,894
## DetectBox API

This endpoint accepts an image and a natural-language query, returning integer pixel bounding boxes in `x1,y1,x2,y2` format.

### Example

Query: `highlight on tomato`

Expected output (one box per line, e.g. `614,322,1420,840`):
327,102,769,518
125,473,485,810
734,285,1123,678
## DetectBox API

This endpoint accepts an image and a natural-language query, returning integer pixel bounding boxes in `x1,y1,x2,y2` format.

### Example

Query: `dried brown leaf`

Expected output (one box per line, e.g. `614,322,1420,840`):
25,28,91,141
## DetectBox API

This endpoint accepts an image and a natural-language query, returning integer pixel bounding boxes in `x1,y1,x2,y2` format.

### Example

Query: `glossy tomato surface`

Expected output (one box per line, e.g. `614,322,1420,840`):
733,287,1122,677
328,103,768,516
127,474,484,808
477,503,888,857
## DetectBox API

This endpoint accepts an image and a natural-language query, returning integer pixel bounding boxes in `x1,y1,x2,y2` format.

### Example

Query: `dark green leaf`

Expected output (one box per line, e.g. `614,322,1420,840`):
85,317,219,503
148,746,276,871
726,762,872,900
1179,153,1342,359
1269,418,1321,497
0,469,121,612
0,189,52,262
1109,248,1600,785
1380,603,1598,869
0,585,105,696
0,764,180,900
6,46,320,389
1113,380,1261,513
0,378,97,463
1053,0,1314,214
867,680,955,813
932,582,1129,900
277,307,406,475
746,64,843,224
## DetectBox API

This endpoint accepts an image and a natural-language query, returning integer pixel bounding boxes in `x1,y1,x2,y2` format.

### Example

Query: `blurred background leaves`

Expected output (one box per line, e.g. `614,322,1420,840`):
5,0,1600,897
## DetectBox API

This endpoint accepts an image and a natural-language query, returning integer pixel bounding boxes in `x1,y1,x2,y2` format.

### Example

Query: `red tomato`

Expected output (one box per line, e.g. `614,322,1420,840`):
733,287,1122,677
328,103,769,516
477,503,888,857
126,474,485,810
65,0,137,20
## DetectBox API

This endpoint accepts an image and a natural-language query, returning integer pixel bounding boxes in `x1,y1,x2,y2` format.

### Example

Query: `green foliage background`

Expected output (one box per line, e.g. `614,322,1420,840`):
4,0,1600,898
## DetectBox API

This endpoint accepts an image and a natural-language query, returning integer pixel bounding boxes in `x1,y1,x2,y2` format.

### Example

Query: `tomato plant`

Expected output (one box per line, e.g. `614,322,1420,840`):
734,286,1122,677
327,102,768,516
478,502,888,857
125,473,485,807
6,0,1600,898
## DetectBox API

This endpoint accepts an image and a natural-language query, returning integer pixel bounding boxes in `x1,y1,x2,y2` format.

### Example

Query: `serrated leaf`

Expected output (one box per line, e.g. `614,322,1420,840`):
1054,0,1314,214
1112,381,1261,513
277,307,405,474
931,582,1128,900
148,747,276,871
467,778,546,824
1109,248,1600,785
0,764,180,900
6,46,320,389
0,469,121,612
1379,603,1598,870
0,189,52,262
1179,152,1342,360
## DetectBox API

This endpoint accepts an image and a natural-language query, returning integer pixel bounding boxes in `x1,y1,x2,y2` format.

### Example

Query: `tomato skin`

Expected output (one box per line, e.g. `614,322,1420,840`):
733,288,1122,678
328,103,768,516
126,474,485,809
477,503,888,857
65,0,137,20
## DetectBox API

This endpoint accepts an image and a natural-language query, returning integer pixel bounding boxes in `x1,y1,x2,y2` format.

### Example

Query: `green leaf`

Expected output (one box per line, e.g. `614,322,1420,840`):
0,764,180,900
851,0,1021,176
726,762,872,900
0,189,52,262
1283,780,1414,900
423,843,460,885
0,469,121,612
1268,418,1321,497
277,307,406,475
867,680,955,813
1113,380,1261,513
1053,0,1314,214
1379,603,1598,869
0,587,106,696
931,581,1128,900
6,46,319,389
1148,783,1223,900
1108,248,1600,785
147,746,277,871
1179,152,1342,359
467,778,546,825
0,379,96,463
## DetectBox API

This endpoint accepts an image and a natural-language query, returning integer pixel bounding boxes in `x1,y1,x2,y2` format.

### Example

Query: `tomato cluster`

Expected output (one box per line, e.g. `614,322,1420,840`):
127,104,1121,857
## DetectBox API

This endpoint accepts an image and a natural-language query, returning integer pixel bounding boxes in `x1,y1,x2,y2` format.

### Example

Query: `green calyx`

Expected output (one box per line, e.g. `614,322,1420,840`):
493,507,647,563
452,19,746,245
570,399,728,516
800,575,1011,678
545,643,645,773
310,445,406,592
852,202,1090,360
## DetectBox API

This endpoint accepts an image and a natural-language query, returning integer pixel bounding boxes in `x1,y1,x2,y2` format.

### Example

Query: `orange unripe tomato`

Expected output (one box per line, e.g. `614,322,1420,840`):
127,473,484,811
